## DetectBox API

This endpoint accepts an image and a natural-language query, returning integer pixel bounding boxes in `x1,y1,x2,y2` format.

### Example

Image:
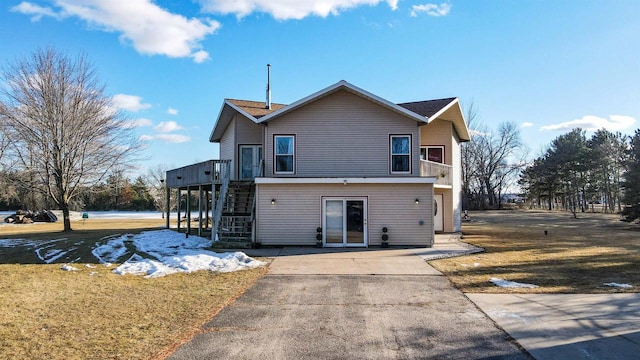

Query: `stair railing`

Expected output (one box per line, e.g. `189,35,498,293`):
212,161,231,242
249,159,263,224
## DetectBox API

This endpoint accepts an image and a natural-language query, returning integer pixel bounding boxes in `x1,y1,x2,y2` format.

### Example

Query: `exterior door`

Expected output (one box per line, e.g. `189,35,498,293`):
434,194,444,232
239,145,262,180
323,198,367,247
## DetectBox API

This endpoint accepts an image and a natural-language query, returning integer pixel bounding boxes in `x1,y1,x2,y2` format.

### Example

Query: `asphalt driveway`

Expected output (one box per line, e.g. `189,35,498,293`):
169,248,530,359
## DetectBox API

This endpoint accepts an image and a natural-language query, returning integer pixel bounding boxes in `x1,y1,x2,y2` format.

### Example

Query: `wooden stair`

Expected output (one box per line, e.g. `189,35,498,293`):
217,181,255,247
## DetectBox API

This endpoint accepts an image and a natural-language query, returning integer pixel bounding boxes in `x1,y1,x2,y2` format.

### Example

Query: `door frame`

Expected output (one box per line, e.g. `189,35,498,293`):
238,144,263,180
321,197,368,247
434,193,444,232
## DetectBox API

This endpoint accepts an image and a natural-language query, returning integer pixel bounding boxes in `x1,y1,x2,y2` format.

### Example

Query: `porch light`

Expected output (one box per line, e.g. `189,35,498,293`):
204,170,211,175
271,199,276,205
415,198,420,204
176,176,182,180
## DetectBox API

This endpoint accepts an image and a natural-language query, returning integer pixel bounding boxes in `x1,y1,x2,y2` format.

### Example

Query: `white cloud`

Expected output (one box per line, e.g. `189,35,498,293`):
10,1,62,21
410,2,451,17
192,50,210,63
155,134,191,143
16,0,220,62
521,122,534,128
198,0,398,20
154,121,184,133
167,107,179,115
139,134,154,141
540,115,636,132
112,94,152,112
124,118,153,128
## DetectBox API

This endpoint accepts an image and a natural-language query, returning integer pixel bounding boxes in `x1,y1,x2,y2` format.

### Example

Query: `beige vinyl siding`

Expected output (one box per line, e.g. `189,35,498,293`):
452,131,462,232
256,182,433,246
218,114,264,180
264,90,420,177
235,114,263,145
219,118,236,180
420,119,453,166
435,188,454,232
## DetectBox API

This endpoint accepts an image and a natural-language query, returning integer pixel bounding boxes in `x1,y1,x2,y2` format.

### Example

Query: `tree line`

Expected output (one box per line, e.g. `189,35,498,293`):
462,103,640,222
0,168,158,212
519,129,640,221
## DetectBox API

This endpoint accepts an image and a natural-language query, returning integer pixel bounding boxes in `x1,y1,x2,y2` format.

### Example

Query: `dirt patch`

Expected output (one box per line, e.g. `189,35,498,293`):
431,210,640,294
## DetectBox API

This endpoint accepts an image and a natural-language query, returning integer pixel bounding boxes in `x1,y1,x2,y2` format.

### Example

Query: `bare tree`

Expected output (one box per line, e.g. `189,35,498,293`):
145,164,176,218
0,48,142,231
462,103,526,210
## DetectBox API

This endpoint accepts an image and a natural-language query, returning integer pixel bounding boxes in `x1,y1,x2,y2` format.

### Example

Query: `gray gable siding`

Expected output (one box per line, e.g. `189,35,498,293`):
264,90,420,178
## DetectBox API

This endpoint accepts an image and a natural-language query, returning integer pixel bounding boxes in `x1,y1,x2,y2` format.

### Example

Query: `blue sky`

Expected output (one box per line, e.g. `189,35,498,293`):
2,0,639,175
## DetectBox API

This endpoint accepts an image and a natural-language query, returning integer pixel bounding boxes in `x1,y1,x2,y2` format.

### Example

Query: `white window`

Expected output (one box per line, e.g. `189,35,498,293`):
420,146,445,164
274,135,295,174
390,135,411,174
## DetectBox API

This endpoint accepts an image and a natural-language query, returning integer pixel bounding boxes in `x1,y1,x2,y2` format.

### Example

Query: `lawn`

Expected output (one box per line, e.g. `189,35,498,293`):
0,218,268,359
430,210,640,294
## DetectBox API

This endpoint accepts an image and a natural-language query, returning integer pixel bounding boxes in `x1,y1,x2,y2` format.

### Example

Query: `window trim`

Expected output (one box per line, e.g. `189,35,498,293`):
420,145,445,164
389,134,412,174
273,134,296,175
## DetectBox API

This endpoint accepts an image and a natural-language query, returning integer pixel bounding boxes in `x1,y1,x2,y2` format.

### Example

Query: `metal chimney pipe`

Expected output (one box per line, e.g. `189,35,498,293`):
266,64,271,110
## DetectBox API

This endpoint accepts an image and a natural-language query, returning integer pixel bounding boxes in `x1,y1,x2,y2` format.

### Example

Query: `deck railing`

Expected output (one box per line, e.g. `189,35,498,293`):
420,160,453,186
166,159,232,188
212,161,231,241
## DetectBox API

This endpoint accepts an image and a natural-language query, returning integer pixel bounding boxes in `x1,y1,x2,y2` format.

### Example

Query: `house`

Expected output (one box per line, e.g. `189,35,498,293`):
164,80,470,247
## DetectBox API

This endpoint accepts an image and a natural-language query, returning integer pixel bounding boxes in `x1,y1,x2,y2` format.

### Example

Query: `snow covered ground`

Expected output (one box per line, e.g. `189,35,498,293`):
490,277,539,289
1,229,265,278
94,230,265,278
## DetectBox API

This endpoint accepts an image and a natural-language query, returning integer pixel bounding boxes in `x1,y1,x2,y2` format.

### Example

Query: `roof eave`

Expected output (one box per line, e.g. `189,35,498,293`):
256,80,429,125
209,100,259,142
426,98,471,142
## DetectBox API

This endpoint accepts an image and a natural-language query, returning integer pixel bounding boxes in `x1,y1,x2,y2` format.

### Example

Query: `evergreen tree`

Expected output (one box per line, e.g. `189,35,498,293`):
622,130,640,222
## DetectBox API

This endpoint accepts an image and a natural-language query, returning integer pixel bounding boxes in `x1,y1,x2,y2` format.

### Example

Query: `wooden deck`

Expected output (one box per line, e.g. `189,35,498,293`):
165,160,231,189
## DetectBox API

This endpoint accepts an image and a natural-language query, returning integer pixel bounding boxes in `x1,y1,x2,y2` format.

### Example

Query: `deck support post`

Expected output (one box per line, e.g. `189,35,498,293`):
198,185,203,237
176,189,181,233
186,187,191,237
165,184,170,229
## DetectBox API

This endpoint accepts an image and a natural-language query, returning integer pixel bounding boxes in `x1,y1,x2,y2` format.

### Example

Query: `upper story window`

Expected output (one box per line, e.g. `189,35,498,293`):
274,135,295,174
390,135,411,174
420,146,445,164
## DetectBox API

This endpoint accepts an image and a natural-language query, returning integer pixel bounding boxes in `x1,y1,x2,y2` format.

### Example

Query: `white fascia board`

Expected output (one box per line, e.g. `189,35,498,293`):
256,80,428,125
434,184,453,189
426,98,471,142
426,98,458,123
210,100,261,142
255,177,436,185
209,99,229,142
224,100,260,124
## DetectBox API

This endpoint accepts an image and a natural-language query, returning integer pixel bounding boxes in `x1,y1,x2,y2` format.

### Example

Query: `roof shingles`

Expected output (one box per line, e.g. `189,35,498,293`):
397,97,457,118
227,99,286,119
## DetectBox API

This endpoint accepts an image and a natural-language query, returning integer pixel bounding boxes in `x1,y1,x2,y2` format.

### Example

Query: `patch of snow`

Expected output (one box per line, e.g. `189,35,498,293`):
36,248,67,263
473,262,481,267
102,229,265,278
0,238,41,248
85,264,96,268
604,282,632,288
92,236,130,264
490,277,539,289
60,264,79,271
